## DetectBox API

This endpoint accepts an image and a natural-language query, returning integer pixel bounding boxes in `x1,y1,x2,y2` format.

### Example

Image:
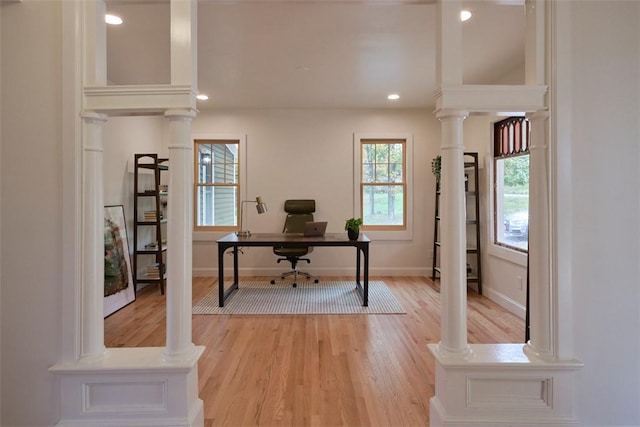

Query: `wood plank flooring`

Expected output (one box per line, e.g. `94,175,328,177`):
105,276,524,426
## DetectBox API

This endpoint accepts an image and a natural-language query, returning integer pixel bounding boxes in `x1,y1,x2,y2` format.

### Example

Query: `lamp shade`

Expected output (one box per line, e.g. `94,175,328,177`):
237,196,267,236
255,196,267,214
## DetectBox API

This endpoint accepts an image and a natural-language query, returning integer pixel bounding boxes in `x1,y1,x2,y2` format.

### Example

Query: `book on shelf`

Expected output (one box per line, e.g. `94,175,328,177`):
146,262,166,279
143,211,165,221
144,211,157,220
144,240,167,249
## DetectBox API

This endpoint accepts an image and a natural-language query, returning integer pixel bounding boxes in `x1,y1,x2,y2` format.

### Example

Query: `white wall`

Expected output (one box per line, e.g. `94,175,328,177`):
0,0,3,416
190,108,441,277
1,1,63,424
563,1,640,424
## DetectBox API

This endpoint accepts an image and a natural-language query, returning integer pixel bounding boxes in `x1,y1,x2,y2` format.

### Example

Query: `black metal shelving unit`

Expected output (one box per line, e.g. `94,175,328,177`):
133,153,168,294
431,152,482,294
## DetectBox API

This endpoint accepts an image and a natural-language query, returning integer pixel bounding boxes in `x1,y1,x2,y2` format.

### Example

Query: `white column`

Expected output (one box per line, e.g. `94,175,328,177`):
164,109,197,360
171,0,198,87
525,110,553,359
436,110,471,357
81,112,108,358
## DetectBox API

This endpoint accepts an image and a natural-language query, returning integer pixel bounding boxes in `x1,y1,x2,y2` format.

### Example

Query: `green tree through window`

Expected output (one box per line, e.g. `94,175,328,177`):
361,140,406,229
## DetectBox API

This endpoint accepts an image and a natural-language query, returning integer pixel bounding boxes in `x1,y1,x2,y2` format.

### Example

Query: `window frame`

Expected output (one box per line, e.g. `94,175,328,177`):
353,133,413,241
192,134,247,237
492,117,530,254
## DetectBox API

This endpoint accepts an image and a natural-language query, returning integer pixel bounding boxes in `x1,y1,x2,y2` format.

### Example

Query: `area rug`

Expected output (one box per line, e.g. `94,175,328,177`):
192,280,405,315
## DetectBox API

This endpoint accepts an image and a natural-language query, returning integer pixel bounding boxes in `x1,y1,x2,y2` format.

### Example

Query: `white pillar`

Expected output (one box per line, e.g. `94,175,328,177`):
525,110,553,359
170,0,198,87
164,109,197,360
435,110,471,357
81,112,108,359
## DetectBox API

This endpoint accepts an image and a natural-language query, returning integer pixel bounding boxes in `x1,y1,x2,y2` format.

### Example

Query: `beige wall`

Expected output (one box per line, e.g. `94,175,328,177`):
103,109,443,277
1,1,64,424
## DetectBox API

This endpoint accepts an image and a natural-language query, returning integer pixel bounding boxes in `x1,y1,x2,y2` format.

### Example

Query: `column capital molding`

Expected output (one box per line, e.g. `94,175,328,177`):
434,84,547,113
164,108,198,120
526,109,550,120
81,111,108,124
435,109,469,120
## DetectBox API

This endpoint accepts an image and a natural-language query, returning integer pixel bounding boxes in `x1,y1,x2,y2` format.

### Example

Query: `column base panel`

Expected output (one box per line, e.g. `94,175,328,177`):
50,346,205,427
428,343,582,427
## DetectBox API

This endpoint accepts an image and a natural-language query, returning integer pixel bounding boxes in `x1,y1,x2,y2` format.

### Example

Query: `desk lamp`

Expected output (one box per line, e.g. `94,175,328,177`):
237,196,267,236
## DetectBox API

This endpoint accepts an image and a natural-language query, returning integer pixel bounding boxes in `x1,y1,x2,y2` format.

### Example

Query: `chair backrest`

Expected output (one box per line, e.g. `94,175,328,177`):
282,199,315,233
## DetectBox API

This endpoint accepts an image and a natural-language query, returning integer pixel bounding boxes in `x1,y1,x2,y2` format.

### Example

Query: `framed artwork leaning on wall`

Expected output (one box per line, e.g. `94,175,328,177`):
104,205,136,317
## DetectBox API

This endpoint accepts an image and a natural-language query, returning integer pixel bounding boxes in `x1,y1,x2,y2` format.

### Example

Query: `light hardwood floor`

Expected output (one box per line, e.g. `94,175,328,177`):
105,276,524,426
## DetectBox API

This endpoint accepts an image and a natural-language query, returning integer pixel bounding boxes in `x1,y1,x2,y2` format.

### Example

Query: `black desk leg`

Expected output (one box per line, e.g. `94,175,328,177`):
218,244,241,307
362,245,369,306
233,246,239,286
354,245,368,307
218,244,225,307
356,246,361,285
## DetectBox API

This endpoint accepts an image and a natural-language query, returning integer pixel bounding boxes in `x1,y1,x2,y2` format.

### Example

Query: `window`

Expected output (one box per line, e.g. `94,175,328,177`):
359,138,407,230
493,117,530,252
194,139,240,231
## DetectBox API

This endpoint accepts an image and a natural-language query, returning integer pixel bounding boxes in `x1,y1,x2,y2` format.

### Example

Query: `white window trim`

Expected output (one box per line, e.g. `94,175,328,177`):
484,153,528,267
353,133,413,241
192,133,247,242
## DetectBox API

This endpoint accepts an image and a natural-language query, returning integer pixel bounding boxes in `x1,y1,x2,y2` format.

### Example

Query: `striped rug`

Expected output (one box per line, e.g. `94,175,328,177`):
192,280,405,315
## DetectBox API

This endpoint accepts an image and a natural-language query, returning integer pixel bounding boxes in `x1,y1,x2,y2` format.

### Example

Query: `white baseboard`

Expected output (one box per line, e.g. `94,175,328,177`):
482,285,526,319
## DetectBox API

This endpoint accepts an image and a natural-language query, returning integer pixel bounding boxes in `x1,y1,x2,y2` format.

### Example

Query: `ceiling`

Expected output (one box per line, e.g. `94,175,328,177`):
106,0,525,110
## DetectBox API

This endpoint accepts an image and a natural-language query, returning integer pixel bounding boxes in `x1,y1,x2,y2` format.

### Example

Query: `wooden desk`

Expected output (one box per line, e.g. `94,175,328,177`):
217,233,371,307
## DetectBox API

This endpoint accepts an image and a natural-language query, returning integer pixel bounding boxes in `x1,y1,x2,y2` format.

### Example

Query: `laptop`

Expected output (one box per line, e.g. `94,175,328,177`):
303,221,328,237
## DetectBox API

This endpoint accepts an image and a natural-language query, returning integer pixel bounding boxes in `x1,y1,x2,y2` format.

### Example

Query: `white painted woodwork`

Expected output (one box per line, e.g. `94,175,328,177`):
429,343,583,426
434,85,547,114
170,0,197,87
165,109,197,360
82,0,106,86
81,112,108,358
435,110,470,356
525,0,546,86
50,1,204,426
83,85,196,116
50,347,205,427
61,0,84,365
526,110,553,359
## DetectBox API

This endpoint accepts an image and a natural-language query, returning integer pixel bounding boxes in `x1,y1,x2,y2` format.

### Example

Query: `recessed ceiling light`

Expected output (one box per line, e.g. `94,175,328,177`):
105,14,123,25
460,10,472,22
387,94,400,100
196,94,209,101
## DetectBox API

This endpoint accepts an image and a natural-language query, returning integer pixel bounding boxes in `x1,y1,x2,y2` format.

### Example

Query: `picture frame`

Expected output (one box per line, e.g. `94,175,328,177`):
104,205,136,317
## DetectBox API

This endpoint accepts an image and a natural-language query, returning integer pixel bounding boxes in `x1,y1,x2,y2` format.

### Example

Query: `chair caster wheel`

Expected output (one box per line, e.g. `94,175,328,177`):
270,280,275,285
293,283,297,288
314,279,319,283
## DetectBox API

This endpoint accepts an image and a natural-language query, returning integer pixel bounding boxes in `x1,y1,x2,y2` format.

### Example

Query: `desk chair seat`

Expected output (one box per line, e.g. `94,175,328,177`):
270,199,319,288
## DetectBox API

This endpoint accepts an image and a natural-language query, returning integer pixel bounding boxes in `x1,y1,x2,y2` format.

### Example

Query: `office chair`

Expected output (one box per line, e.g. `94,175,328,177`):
270,199,320,288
